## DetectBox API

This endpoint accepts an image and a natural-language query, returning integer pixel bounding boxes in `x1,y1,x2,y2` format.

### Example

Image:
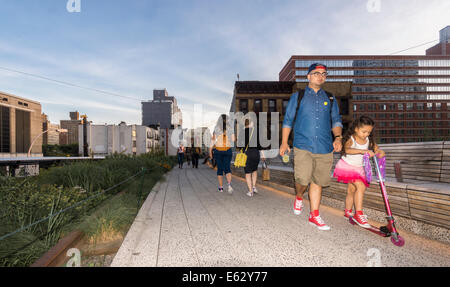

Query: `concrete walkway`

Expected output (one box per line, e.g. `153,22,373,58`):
111,165,450,267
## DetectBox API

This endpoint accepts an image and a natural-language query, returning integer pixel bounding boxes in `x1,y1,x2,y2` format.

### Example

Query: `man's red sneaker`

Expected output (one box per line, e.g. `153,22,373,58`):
293,197,303,215
308,212,331,231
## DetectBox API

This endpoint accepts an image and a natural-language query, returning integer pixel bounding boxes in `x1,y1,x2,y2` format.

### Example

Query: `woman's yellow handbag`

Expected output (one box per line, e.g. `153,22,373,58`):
234,128,254,168
234,149,247,168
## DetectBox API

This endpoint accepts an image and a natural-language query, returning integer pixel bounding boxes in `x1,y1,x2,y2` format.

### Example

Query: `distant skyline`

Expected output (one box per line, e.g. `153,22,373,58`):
0,0,449,131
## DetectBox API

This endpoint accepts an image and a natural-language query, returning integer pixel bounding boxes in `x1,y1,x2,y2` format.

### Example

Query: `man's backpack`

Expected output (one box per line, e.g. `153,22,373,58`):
292,89,335,128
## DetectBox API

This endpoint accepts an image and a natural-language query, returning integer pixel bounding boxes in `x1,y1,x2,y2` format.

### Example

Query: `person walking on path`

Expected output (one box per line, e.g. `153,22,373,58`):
280,63,343,231
192,146,200,168
238,118,265,197
333,115,385,228
209,114,235,194
177,143,185,169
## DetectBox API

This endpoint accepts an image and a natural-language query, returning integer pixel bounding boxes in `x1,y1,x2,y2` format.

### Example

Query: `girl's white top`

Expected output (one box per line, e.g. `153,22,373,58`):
341,136,369,167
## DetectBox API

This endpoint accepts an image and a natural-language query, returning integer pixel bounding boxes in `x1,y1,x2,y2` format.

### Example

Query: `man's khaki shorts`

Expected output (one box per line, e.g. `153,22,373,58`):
293,148,334,187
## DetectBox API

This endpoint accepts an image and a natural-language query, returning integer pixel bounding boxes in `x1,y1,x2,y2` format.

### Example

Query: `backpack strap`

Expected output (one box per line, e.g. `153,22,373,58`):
324,91,335,127
292,89,305,128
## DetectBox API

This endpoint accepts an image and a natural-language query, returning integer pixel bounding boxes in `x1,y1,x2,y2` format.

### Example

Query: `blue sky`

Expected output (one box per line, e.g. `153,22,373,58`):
0,0,449,130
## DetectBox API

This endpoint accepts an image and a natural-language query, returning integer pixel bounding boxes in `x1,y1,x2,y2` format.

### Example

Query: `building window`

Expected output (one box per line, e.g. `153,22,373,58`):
340,98,349,115
239,99,248,114
406,103,413,110
398,103,403,110
398,122,404,127
0,106,10,153
368,104,376,111
436,103,442,110
353,104,357,112
427,103,433,110
436,113,442,119
15,109,30,153
359,104,365,111
268,99,277,113
416,103,424,110
254,99,262,113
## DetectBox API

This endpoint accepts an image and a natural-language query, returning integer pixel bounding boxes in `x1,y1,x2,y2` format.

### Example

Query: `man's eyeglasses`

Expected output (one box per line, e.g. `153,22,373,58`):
310,72,328,77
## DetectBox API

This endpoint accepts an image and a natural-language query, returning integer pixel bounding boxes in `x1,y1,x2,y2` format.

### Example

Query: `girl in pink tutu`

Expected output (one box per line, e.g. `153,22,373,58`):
333,116,385,228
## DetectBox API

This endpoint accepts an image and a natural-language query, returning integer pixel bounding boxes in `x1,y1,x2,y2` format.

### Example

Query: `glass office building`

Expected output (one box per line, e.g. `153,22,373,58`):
279,56,450,143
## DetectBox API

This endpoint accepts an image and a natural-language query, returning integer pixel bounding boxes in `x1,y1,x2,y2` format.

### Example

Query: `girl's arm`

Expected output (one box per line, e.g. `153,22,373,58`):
373,144,386,158
344,139,375,156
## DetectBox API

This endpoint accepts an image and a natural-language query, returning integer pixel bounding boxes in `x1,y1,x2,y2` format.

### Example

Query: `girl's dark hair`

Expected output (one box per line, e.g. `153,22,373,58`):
341,115,376,156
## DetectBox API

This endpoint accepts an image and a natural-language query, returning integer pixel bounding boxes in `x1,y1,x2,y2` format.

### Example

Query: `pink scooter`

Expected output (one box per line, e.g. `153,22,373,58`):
349,154,405,247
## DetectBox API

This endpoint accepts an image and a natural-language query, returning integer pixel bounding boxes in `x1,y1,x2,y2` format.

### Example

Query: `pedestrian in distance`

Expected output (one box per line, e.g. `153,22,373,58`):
280,63,343,231
209,114,235,194
333,115,385,228
186,147,191,166
192,146,200,168
177,143,185,169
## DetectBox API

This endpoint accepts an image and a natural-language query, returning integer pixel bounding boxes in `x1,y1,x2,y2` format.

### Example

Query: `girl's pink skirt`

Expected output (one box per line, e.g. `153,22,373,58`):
333,159,369,187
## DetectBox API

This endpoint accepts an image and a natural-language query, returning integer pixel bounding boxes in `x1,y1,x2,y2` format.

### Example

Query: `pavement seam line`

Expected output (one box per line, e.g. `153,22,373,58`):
177,168,202,267
155,170,171,267
185,168,241,263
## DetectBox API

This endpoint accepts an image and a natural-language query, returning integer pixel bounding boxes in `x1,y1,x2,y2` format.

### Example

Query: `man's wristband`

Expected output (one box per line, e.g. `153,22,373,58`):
334,135,343,140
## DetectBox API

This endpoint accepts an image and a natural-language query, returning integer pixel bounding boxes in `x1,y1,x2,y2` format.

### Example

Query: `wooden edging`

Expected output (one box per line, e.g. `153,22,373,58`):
31,230,84,267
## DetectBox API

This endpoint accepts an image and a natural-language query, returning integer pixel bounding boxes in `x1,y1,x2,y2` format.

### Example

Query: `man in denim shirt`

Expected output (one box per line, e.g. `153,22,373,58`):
280,63,343,230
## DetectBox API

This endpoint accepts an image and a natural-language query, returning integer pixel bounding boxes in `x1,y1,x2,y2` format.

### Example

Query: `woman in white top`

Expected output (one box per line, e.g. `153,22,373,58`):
333,116,385,228
177,143,185,169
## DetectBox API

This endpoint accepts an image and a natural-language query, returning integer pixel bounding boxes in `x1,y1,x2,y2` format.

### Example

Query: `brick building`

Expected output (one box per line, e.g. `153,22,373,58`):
279,55,450,143
426,26,450,56
0,91,43,157
60,111,82,145
230,81,352,146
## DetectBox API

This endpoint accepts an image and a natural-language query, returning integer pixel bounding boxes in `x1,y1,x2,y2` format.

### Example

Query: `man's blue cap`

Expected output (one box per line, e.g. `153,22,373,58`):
308,63,327,74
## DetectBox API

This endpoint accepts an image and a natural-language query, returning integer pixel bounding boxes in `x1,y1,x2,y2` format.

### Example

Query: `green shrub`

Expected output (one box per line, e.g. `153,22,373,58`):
0,152,174,266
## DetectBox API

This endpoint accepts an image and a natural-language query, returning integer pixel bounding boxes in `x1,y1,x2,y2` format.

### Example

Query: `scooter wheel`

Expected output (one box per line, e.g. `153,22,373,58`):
391,235,405,247
349,217,356,225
